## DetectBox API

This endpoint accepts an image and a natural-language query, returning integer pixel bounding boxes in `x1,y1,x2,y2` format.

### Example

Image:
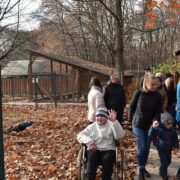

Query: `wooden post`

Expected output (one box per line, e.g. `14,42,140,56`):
72,69,76,102
78,69,83,100
28,54,34,101
59,63,62,73
59,63,62,101
52,73,57,108
33,75,38,110
50,60,53,73
66,65,68,94
76,70,80,100
11,76,14,101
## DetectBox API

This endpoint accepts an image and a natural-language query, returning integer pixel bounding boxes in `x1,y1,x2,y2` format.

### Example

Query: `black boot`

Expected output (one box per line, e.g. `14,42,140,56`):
162,175,169,180
144,168,151,177
139,169,145,180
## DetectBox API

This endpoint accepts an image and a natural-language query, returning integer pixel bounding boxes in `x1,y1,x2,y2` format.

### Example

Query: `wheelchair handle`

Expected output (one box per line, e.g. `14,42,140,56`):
114,140,120,147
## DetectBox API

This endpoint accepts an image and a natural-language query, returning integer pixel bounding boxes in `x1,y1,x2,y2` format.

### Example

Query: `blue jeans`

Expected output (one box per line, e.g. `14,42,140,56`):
158,149,172,177
133,125,151,169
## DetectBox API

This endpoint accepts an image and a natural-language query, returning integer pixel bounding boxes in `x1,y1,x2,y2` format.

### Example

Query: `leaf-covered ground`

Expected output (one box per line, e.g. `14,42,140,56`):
3,105,136,180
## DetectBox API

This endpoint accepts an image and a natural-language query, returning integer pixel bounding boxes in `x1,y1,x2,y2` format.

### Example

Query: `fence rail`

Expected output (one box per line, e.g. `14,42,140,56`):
2,78,28,96
1,73,83,101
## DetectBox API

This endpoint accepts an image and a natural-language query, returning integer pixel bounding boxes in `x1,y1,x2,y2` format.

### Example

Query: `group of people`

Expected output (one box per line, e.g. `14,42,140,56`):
129,68,179,180
77,67,180,180
87,73,126,124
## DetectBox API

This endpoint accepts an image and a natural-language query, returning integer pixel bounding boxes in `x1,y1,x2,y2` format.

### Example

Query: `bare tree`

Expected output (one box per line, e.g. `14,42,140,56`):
0,0,42,179
0,0,22,178
35,0,179,78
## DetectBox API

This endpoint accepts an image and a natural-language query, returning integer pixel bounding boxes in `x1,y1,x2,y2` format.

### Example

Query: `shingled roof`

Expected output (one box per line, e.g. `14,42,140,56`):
1,60,49,76
27,49,133,77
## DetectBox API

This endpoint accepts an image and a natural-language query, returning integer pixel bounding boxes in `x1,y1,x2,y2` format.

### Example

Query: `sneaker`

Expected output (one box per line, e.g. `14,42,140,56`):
139,169,145,180
144,168,151,178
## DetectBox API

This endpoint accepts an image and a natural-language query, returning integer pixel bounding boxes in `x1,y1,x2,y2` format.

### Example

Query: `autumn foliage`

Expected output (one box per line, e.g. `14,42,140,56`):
144,0,180,29
3,105,136,179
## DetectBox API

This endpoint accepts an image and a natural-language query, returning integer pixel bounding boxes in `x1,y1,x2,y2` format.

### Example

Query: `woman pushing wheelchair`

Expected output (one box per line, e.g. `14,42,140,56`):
77,107,126,180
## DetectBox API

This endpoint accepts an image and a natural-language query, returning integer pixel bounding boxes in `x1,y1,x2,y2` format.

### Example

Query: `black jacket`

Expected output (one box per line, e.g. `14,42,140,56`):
163,84,176,108
103,82,126,112
128,90,163,129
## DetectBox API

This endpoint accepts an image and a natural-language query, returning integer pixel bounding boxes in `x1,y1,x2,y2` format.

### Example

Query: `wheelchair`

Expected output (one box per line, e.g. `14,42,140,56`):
77,141,126,180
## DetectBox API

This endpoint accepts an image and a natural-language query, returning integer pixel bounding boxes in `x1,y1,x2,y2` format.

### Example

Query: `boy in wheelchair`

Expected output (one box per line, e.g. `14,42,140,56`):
77,107,126,180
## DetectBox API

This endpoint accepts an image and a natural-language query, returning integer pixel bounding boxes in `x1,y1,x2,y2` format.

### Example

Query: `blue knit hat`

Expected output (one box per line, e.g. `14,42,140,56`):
96,107,108,117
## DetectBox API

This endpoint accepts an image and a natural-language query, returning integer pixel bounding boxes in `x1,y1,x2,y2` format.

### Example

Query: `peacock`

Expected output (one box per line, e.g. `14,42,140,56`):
4,121,33,134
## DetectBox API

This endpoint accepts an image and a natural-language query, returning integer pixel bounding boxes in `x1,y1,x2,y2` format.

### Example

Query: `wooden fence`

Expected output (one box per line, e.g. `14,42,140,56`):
1,73,86,101
2,77,28,97
2,72,133,102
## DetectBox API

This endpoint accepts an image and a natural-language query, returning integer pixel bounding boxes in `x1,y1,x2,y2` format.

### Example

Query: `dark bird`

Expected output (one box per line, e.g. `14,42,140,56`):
4,121,33,134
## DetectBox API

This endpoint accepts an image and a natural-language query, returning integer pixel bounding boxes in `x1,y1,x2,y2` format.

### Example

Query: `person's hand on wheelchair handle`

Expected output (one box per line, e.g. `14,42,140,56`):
88,143,97,152
108,109,117,122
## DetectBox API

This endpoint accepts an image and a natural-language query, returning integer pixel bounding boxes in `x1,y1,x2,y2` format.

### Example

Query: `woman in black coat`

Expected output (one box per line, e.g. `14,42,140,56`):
128,74,163,180
103,73,126,123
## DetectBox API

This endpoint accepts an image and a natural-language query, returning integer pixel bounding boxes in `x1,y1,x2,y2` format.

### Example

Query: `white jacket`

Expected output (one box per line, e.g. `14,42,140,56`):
77,120,125,151
88,86,104,122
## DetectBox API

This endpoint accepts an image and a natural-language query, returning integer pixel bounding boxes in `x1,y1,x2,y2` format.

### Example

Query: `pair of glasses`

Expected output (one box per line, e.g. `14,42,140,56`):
166,122,173,125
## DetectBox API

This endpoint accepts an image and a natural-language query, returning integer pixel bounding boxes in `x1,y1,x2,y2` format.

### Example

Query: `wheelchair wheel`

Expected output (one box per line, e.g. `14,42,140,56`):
112,144,119,180
77,146,87,180
113,163,119,180
120,148,126,180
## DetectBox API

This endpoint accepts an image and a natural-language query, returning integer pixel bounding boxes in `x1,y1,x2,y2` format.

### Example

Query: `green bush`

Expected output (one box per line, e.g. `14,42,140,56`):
153,61,180,73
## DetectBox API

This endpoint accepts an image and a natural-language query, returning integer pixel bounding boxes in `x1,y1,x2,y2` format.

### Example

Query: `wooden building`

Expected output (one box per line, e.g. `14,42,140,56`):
2,50,134,102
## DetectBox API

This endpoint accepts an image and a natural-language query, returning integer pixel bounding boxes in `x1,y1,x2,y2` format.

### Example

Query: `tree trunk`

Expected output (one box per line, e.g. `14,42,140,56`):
0,65,5,180
115,0,124,85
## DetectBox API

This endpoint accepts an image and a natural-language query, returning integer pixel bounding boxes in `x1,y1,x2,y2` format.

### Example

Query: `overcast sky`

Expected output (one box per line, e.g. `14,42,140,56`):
1,0,165,31
1,0,42,31
21,0,42,30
